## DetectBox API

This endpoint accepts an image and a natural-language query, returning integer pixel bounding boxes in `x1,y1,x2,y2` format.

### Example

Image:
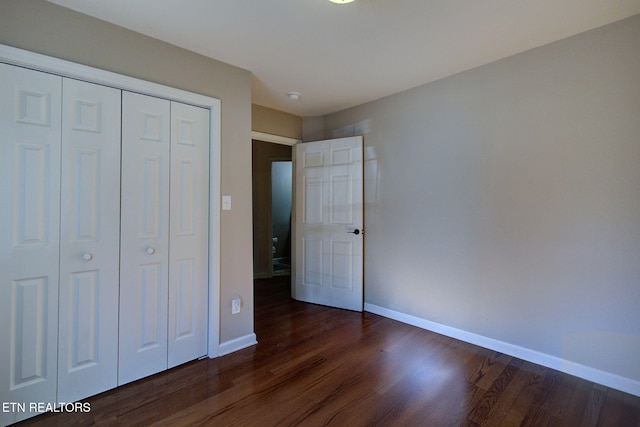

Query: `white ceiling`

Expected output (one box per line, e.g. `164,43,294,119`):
48,0,640,117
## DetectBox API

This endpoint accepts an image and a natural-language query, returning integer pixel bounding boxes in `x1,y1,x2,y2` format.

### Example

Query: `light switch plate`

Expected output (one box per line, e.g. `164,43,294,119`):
222,195,231,211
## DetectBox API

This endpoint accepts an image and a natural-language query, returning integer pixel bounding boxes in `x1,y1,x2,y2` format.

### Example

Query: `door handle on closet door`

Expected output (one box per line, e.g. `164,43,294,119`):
146,247,156,255
82,253,93,261
347,229,361,235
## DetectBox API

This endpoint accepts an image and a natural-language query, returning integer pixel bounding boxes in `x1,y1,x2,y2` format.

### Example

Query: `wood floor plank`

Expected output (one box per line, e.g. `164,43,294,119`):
556,376,597,427
468,356,521,424
467,351,513,391
15,276,640,426
482,358,530,427
598,389,633,427
580,385,608,426
540,371,579,420
477,362,547,426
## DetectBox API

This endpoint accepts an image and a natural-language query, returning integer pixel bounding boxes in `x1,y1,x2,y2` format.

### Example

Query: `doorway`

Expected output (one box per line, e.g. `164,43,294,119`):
251,139,293,280
271,161,292,276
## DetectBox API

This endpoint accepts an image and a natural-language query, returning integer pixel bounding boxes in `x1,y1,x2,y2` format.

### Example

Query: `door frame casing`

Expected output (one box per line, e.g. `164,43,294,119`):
0,44,222,358
251,131,299,279
251,131,300,147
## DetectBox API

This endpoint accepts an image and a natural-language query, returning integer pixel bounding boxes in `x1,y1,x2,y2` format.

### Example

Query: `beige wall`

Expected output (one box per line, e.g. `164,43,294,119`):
0,0,254,344
324,15,640,384
252,104,302,140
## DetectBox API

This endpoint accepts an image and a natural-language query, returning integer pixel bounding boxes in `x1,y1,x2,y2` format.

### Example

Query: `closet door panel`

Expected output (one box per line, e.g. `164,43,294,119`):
119,92,170,385
58,78,121,402
0,64,62,425
168,102,209,368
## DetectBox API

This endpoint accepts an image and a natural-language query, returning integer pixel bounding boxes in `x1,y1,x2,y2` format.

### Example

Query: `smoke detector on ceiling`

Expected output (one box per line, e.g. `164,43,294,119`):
287,92,301,101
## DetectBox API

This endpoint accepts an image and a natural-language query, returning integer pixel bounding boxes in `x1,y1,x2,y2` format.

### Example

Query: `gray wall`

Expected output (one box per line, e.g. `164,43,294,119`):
0,0,254,344
323,15,640,382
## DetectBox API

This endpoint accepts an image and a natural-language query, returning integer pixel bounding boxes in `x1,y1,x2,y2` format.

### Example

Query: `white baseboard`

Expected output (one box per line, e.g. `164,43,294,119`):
218,333,258,356
364,303,640,397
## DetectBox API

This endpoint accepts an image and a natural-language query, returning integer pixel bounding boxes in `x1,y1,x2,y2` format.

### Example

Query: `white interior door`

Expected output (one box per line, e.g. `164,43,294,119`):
293,136,364,311
119,91,171,385
0,64,62,425
168,101,209,368
57,78,121,402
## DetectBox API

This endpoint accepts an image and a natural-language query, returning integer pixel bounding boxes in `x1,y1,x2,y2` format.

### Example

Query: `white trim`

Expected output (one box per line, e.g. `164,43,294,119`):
365,303,640,397
207,98,222,359
218,333,258,356
0,44,214,108
251,131,300,146
1,43,221,360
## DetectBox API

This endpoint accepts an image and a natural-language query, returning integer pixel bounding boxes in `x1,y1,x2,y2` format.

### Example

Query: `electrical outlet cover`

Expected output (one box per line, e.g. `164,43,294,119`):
232,298,241,314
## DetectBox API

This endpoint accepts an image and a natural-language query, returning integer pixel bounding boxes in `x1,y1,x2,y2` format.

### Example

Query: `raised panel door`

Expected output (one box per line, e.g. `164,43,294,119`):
57,78,121,402
168,101,209,368
119,92,170,385
293,137,364,311
0,63,62,425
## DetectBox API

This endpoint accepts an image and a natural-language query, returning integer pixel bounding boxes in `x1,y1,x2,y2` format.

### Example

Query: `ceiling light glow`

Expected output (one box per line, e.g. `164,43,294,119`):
329,0,354,4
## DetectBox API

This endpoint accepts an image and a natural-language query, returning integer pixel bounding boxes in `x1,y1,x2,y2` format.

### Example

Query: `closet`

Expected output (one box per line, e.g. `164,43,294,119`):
0,62,210,425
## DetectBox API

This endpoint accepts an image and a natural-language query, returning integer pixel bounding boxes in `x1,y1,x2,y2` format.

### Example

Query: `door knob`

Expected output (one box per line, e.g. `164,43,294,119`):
146,247,156,255
348,229,360,235
82,253,93,261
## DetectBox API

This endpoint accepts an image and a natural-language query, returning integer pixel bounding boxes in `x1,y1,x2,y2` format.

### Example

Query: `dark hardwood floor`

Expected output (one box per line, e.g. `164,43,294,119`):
17,276,640,426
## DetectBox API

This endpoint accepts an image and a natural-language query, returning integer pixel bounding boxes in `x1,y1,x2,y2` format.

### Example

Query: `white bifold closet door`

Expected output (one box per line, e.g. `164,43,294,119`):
119,92,209,385
0,63,62,426
0,65,121,423
119,92,171,384
167,101,209,369
57,78,121,402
